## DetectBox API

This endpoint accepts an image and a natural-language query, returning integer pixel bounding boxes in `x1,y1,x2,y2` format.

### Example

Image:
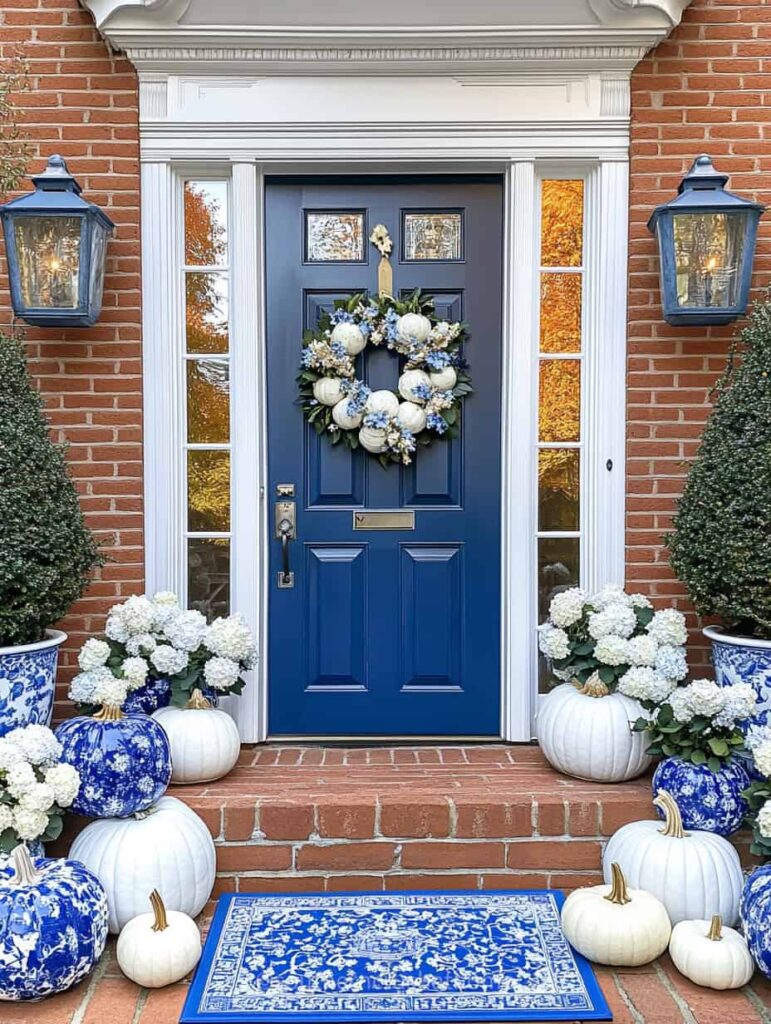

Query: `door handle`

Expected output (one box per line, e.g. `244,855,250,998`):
275,499,296,588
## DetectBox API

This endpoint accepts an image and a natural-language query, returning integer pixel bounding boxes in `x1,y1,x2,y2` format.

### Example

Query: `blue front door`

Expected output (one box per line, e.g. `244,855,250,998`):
266,177,503,737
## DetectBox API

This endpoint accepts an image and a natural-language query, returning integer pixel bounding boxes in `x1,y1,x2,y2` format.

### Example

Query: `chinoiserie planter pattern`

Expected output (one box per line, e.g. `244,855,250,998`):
123,678,218,715
652,756,750,836
741,863,771,979
55,713,171,818
0,839,44,863
536,683,652,783
0,852,109,1001
0,630,67,736
705,626,769,727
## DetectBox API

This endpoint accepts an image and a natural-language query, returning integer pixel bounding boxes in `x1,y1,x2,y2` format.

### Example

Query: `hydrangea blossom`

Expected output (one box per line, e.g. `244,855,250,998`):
668,687,694,724
91,673,129,709
19,782,56,813
164,609,208,652
78,637,110,672
588,604,637,640
618,667,675,703
591,584,632,611
205,614,257,665
68,665,114,705
548,588,587,629
203,656,241,691
11,724,62,767
627,635,659,667
646,608,688,647
121,656,149,689
125,632,157,657
150,644,189,676
712,682,757,729
654,644,688,682
686,678,727,718
13,807,49,842
5,762,37,799
753,739,771,779
747,723,771,751
758,800,771,839
537,625,571,661
594,635,629,666
43,763,80,807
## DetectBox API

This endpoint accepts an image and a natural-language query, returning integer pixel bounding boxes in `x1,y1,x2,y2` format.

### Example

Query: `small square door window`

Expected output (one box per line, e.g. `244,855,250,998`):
305,211,366,263
403,211,463,262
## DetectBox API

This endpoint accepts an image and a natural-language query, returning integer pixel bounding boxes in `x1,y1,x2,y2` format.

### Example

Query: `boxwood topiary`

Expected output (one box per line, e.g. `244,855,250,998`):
668,298,771,639
0,333,101,646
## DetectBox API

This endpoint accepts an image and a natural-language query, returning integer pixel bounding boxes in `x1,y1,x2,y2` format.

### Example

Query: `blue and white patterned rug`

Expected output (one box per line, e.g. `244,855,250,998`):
181,890,611,1023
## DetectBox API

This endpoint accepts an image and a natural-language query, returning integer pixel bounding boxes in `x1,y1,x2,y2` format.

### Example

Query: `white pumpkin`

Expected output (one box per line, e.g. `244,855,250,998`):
430,366,457,390
396,312,431,343
398,370,432,403
397,401,427,434
561,862,671,967
330,321,366,355
669,915,754,990
312,377,345,406
358,426,388,453
153,690,240,785
602,790,744,927
365,389,399,417
70,796,216,933
535,681,652,783
332,398,364,430
117,889,201,988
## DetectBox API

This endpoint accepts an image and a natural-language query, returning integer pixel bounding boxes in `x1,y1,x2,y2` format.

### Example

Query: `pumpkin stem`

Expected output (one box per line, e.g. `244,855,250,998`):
10,844,40,886
575,676,610,698
186,688,212,711
149,889,169,932
604,862,632,906
707,915,723,941
653,789,686,839
94,704,124,722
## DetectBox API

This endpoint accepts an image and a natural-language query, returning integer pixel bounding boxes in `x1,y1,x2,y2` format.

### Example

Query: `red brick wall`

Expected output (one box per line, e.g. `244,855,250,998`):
627,0,771,668
0,0,142,714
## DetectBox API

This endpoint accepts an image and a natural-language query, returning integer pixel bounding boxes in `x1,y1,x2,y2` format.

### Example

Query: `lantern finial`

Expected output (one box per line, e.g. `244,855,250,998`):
678,154,728,194
31,154,81,194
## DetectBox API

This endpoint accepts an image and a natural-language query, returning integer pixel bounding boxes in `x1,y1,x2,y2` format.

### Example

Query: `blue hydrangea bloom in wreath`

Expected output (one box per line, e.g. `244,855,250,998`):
297,290,472,467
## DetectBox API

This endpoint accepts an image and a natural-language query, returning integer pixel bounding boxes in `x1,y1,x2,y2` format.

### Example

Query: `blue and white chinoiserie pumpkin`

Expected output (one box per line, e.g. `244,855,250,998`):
652,757,750,837
55,708,171,818
0,844,108,1001
0,631,67,736
741,863,771,979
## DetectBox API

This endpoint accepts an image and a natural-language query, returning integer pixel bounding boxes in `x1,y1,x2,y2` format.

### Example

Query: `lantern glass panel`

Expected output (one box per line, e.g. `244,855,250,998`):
13,215,81,308
89,221,108,312
672,210,749,310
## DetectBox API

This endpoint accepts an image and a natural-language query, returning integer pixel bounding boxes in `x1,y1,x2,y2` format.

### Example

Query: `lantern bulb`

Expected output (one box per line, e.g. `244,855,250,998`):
49,257,61,271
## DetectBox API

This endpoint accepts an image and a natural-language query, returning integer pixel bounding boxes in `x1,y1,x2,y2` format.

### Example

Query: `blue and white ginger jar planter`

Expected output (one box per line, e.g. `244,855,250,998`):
123,677,218,715
0,845,108,1000
55,711,171,818
741,863,771,979
652,756,750,836
0,839,44,863
705,625,769,728
0,630,67,737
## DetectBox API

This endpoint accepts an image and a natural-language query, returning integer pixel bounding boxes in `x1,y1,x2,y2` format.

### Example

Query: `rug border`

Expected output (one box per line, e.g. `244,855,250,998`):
180,888,613,1024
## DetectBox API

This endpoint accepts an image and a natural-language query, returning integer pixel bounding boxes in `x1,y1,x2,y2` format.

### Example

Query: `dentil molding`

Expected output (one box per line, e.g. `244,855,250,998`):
80,0,692,75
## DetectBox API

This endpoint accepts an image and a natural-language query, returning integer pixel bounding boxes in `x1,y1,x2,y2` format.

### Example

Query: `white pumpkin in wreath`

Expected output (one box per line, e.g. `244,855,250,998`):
70,796,216,933
153,689,240,785
396,312,432,343
397,401,427,434
669,915,754,990
602,790,743,926
313,377,345,407
332,398,364,430
365,389,400,417
536,680,651,783
117,889,202,988
398,369,431,403
561,862,671,966
430,366,457,390
331,321,366,355
358,426,388,453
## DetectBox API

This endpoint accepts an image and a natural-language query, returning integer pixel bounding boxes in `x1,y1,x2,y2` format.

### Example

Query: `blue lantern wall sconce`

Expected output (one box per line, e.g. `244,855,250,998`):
0,155,114,327
648,155,764,327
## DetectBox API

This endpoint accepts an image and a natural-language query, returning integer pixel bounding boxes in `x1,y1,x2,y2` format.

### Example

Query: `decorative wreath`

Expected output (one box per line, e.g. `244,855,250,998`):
297,284,472,467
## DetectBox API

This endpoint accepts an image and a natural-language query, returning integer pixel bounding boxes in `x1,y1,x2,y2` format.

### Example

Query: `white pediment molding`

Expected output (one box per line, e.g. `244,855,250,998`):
80,0,692,74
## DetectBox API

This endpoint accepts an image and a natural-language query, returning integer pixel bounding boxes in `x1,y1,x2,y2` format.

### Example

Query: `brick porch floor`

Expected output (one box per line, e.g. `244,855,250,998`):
26,745,770,1023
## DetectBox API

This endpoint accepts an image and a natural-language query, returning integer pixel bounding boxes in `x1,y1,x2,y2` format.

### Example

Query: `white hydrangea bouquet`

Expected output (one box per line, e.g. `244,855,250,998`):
71,591,257,710
633,677,757,772
743,724,771,857
538,584,689,700
0,724,81,854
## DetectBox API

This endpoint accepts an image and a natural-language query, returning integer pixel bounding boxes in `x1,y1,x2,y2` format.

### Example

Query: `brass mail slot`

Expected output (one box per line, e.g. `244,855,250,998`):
353,511,415,531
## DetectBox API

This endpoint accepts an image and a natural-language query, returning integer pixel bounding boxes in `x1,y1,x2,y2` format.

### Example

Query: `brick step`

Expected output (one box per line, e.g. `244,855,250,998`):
162,744,755,897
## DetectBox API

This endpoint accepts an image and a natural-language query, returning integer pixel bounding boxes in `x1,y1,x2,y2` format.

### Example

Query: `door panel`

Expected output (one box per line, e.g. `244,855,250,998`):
266,177,503,736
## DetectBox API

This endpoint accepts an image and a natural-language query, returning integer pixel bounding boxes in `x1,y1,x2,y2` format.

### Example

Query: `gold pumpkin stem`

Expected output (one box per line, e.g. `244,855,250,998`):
604,862,632,906
653,789,686,839
10,844,40,886
149,889,169,932
576,677,610,698
186,688,213,711
707,915,723,941
94,704,124,722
